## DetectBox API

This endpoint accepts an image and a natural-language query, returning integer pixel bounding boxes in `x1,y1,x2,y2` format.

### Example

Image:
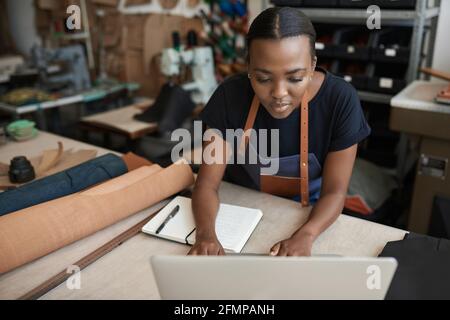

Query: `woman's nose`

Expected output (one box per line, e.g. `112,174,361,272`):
271,82,288,100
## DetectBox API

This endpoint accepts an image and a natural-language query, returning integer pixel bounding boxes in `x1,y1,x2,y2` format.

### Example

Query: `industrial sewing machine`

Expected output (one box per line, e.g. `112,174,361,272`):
160,45,217,105
133,42,217,163
30,44,91,94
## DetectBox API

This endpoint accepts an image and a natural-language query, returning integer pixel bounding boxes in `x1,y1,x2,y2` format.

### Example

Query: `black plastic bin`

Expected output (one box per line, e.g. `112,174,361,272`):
302,0,339,7
317,57,334,72
315,24,339,58
333,27,374,60
367,63,407,94
339,0,376,8
270,0,304,7
371,27,412,64
340,0,416,9
333,60,369,90
375,0,416,9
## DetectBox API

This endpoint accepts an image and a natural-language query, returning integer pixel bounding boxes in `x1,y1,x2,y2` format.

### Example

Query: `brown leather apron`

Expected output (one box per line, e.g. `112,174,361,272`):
239,92,311,207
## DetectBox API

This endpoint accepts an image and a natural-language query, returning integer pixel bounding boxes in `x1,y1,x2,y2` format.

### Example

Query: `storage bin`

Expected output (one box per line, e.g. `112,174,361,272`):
317,57,334,72
367,63,407,94
315,24,338,58
333,27,374,60
340,0,416,9
371,27,412,63
302,0,339,7
270,0,304,7
375,0,416,9
339,0,375,8
334,60,369,90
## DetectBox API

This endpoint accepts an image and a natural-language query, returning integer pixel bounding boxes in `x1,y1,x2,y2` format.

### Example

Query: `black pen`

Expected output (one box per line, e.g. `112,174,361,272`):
155,205,180,234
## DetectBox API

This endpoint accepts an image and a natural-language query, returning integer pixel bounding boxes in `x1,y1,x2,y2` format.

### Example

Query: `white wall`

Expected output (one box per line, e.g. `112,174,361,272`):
118,0,209,17
6,0,42,57
431,0,450,79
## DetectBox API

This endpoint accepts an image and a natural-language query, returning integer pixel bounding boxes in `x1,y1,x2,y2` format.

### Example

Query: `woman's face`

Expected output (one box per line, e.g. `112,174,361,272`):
248,36,316,119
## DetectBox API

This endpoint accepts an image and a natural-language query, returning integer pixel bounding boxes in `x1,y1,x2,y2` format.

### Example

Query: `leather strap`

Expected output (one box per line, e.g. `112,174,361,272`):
300,92,309,207
242,93,310,207
239,96,261,154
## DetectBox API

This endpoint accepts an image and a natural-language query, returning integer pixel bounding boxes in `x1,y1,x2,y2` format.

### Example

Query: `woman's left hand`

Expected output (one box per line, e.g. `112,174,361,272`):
270,230,315,257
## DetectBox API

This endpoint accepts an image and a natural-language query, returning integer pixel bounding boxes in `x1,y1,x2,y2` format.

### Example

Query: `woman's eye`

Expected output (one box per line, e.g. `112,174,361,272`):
288,78,303,83
256,78,271,83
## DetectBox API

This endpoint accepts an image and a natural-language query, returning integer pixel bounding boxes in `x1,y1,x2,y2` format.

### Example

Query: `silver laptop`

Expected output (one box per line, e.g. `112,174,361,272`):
150,255,397,300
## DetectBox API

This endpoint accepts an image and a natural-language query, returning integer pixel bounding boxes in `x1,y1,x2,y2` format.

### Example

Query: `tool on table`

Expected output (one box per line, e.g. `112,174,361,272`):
1,88,54,106
155,205,180,234
420,67,450,105
6,120,38,141
8,156,35,184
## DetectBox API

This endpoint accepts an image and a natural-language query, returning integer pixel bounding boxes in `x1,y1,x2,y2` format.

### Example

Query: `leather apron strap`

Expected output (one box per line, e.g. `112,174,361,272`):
300,92,309,207
240,92,310,207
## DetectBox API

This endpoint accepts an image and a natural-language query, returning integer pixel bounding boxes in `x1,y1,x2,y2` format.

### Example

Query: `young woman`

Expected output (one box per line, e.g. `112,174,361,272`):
188,7,371,256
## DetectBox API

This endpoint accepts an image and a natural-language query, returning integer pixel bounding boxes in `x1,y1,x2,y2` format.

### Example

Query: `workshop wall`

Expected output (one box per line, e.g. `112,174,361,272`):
432,0,450,82
8,0,209,98
5,0,42,57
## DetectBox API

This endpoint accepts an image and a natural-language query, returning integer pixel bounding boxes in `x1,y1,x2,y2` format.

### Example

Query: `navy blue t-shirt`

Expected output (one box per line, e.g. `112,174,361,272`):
199,67,371,186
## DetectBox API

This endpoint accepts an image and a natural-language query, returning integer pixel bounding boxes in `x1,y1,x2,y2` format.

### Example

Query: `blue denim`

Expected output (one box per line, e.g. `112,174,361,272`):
0,153,127,216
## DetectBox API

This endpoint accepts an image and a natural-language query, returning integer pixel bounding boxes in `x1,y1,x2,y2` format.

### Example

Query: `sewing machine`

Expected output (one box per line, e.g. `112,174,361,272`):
30,45,91,94
160,46,217,105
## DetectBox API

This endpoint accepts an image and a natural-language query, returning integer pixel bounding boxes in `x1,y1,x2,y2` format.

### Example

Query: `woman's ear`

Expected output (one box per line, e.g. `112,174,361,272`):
312,56,317,71
310,56,317,81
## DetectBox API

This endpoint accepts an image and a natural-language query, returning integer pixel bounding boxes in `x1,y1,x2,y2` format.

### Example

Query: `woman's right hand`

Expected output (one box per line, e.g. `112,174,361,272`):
188,235,225,256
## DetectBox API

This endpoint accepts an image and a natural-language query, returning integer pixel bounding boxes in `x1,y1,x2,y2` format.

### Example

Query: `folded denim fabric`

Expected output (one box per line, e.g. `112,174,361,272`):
0,153,128,216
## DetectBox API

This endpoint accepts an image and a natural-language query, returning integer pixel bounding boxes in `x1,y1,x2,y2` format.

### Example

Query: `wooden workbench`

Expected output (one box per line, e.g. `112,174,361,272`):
0,131,407,299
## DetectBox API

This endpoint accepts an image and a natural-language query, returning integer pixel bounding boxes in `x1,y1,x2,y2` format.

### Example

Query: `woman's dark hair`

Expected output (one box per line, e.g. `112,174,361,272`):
246,7,316,62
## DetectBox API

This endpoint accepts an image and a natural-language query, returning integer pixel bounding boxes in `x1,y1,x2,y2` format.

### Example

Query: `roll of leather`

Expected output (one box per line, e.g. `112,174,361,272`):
0,160,194,274
0,154,128,216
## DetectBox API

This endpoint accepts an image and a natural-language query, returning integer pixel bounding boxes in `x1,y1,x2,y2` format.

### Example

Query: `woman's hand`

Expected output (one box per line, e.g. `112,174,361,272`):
270,230,315,257
188,235,225,256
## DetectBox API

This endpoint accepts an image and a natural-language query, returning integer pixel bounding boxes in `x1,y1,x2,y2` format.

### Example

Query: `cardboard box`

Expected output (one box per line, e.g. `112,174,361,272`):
122,49,157,97
124,16,146,50
92,0,119,7
125,0,151,6
36,0,62,10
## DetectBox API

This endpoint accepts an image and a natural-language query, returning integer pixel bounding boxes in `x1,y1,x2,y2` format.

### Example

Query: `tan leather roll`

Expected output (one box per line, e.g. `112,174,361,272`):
0,160,194,274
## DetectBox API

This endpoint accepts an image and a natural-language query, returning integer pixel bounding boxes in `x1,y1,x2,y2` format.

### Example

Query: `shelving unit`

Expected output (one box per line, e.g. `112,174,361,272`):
275,2,441,103
298,6,439,22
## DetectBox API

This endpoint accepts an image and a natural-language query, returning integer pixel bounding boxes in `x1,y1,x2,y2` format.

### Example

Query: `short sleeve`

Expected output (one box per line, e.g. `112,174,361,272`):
329,84,371,152
199,84,228,137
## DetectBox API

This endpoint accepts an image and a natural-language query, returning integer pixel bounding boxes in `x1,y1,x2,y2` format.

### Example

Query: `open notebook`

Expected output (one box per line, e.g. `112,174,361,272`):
142,196,263,253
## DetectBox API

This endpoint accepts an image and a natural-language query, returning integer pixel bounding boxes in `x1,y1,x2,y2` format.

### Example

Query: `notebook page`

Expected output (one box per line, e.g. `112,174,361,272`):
142,197,195,243
215,203,263,252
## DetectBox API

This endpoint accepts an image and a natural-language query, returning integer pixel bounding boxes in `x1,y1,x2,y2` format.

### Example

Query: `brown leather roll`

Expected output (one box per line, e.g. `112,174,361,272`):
0,160,194,274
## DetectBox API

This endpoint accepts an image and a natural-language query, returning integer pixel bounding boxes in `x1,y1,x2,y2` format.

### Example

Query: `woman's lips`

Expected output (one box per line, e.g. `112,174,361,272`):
270,103,291,113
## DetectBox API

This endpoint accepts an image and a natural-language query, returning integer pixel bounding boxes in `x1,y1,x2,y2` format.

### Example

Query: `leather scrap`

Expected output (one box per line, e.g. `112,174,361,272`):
0,143,98,189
